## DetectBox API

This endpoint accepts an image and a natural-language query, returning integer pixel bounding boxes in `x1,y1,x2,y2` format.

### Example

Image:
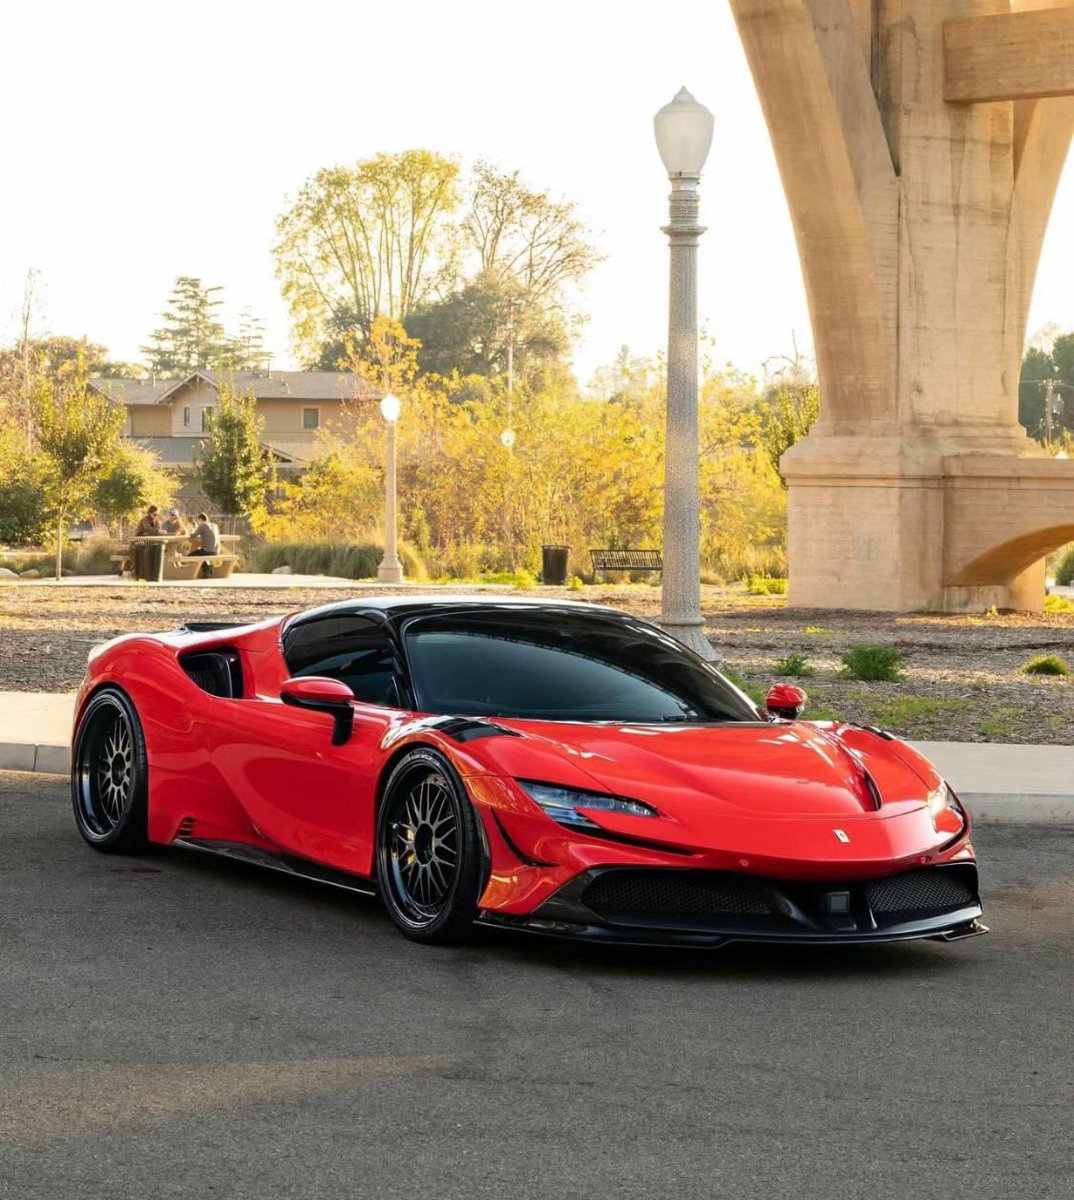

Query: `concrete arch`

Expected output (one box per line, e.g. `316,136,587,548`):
949,525,1074,587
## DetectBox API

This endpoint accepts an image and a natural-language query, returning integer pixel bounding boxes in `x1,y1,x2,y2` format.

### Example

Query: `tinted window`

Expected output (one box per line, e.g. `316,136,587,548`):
403,610,760,723
283,615,401,705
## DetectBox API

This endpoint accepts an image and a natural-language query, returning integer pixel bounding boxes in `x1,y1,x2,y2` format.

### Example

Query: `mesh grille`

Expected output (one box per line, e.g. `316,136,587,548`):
866,868,974,916
582,871,771,920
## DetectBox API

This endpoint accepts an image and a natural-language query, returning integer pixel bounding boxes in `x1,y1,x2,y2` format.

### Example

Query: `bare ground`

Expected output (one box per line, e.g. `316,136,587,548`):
1,581,1072,744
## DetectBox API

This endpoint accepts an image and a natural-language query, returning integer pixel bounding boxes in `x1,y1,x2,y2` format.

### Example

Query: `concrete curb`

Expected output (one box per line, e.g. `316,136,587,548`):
2,741,1071,824
0,743,69,775
960,792,1074,824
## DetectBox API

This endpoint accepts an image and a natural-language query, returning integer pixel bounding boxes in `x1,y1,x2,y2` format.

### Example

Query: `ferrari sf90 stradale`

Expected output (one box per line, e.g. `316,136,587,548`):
71,597,985,947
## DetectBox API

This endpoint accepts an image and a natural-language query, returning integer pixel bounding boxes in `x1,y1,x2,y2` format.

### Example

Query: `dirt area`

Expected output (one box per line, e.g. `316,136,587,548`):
1,581,1072,744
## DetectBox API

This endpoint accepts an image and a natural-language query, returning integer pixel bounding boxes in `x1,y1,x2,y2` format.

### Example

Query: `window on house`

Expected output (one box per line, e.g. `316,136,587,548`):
303,407,320,430
183,406,191,428
201,407,214,432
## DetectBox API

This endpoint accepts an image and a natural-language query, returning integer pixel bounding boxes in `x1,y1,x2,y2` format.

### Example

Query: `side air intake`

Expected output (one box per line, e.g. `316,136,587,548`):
179,650,243,698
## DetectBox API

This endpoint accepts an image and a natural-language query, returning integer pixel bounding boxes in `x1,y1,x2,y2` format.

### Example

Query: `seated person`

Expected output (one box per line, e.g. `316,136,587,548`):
189,513,220,557
160,507,184,534
132,506,160,538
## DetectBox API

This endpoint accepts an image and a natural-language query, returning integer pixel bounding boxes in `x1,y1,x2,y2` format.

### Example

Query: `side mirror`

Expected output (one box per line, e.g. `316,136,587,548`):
765,683,807,721
281,676,355,745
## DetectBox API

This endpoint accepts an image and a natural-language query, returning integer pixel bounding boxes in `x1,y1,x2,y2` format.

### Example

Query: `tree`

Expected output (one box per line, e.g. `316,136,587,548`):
756,382,820,487
274,150,461,359
1019,344,1055,437
224,307,271,371
193,380,275,519
31,355,124,578
0,423,54,545
405,271,568,380
464,161,600,303
93,442,176,528
340,315,421,396
142,277,230,376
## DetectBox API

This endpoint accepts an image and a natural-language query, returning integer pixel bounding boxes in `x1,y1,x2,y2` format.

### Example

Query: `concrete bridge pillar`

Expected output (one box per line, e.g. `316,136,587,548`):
728,0,1074,610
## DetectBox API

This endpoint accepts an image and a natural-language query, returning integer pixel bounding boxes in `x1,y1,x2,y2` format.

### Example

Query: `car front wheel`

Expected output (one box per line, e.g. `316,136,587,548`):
375,747,484,943
71,686,150,854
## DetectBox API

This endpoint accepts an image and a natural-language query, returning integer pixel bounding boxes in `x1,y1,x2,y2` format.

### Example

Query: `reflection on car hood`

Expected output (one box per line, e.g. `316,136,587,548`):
482,718,936,819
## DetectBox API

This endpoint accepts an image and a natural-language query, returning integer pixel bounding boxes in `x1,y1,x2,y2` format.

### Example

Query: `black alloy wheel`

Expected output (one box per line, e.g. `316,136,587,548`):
71,687,150,853
376,747,484,943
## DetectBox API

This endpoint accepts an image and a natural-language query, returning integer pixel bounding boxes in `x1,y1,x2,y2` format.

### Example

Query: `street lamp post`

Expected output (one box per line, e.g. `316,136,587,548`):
654,86,715,661
377,391,404,584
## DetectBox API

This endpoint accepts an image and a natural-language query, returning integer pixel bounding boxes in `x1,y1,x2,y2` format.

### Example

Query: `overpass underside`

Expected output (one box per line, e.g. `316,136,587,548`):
729,0,1074,612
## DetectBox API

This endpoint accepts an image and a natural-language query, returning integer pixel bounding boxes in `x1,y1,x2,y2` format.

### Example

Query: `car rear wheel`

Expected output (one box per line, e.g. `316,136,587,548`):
375,747,484,943
71,687,150,854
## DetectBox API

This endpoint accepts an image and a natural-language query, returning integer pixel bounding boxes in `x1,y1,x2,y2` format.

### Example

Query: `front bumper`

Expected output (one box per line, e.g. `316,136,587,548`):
477,862,987,948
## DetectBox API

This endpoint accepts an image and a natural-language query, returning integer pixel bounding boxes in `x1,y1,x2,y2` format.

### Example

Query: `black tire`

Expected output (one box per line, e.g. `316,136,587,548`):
375,747,484,944
71,686,150,854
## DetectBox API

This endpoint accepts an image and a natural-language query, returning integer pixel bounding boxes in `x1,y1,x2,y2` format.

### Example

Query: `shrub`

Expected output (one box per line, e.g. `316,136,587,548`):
774,652,813,677
568,574,585,591
477,568,537,589
1044,593,1074,612
840,643,904,682
746,574,788,596
1055,545,1074,587
248,540,426,580
1023,654,1069,676
0,536,118,578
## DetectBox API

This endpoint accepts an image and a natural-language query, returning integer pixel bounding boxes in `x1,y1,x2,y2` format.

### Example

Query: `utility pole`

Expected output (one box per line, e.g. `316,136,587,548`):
1043,379,1056,442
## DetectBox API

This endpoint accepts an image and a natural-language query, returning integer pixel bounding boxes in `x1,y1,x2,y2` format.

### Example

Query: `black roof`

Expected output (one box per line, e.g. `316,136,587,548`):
283,594,630,633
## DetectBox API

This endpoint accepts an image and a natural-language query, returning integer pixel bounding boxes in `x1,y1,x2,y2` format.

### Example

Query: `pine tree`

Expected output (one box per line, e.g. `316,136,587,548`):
224,307,271,371
141,277,229,376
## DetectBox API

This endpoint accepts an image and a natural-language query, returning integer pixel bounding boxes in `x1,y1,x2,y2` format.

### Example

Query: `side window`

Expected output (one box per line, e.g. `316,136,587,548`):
282,615,402,706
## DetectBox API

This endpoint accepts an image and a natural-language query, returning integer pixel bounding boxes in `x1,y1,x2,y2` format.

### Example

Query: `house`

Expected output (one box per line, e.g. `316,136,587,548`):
89,369,379,476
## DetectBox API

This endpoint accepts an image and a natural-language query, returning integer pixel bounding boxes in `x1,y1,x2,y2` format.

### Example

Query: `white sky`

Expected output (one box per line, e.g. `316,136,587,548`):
2,0,1073,383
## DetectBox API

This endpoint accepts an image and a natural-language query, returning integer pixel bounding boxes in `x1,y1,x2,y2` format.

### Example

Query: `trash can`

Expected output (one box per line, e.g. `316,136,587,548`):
541,544,570,586
131,540,164,582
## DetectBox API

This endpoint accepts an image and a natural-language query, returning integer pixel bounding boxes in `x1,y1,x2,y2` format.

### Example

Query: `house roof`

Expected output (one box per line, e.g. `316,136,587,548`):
90,378,176,406
128,435,299,465
91,369,379,407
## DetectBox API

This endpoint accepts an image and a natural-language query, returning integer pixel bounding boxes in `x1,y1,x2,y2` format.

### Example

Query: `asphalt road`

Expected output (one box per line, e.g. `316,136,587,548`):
1,772,1071,1200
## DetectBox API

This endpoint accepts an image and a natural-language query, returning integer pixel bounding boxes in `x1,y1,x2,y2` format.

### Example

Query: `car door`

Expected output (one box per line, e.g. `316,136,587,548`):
210,613,405,876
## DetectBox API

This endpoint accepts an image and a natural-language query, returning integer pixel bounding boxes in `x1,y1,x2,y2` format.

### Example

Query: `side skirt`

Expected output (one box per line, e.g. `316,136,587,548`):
172,837,378,898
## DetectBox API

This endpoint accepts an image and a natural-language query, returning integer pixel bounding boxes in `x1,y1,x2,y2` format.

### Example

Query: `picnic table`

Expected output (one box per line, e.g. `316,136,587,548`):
113,535,241,582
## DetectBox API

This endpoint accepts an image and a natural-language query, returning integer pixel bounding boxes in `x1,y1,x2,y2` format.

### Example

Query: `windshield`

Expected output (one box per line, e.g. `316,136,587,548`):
402,609,761,724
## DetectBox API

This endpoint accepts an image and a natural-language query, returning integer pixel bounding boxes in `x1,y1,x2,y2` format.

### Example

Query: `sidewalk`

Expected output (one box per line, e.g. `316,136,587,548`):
1,692,1070,822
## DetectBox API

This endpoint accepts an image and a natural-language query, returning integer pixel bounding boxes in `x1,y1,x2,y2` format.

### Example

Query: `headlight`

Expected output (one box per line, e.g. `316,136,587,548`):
517,780,657,830
927,781,966,833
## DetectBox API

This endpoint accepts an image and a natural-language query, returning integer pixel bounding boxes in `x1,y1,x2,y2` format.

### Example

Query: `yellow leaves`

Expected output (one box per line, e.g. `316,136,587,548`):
259,361,790,580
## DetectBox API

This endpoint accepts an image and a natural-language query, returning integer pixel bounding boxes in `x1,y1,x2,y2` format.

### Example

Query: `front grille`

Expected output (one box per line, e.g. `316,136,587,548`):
866,867,975,917
582,870,772,922
575,865,978,933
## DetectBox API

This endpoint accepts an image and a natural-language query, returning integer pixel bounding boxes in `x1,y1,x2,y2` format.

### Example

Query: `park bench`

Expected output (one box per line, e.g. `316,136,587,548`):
180,554,240,580
589,548,663,582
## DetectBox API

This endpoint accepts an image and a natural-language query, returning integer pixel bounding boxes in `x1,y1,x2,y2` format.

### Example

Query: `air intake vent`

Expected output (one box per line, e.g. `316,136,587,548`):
865,867,975,917
176,816,196,838
582,870,772,922
179,649,242,698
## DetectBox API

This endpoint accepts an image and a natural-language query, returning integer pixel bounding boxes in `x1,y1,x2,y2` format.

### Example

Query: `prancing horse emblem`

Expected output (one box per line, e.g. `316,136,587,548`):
833,828,851,843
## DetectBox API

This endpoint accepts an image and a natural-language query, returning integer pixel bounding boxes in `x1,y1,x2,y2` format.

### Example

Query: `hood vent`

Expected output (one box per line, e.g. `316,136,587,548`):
861,768,883,811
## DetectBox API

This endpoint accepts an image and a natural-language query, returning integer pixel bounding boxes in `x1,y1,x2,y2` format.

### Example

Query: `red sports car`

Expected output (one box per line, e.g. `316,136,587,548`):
70,596,986,947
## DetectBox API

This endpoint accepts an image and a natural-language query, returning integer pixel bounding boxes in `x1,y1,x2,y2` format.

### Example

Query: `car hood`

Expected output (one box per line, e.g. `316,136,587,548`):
482,718,938,821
